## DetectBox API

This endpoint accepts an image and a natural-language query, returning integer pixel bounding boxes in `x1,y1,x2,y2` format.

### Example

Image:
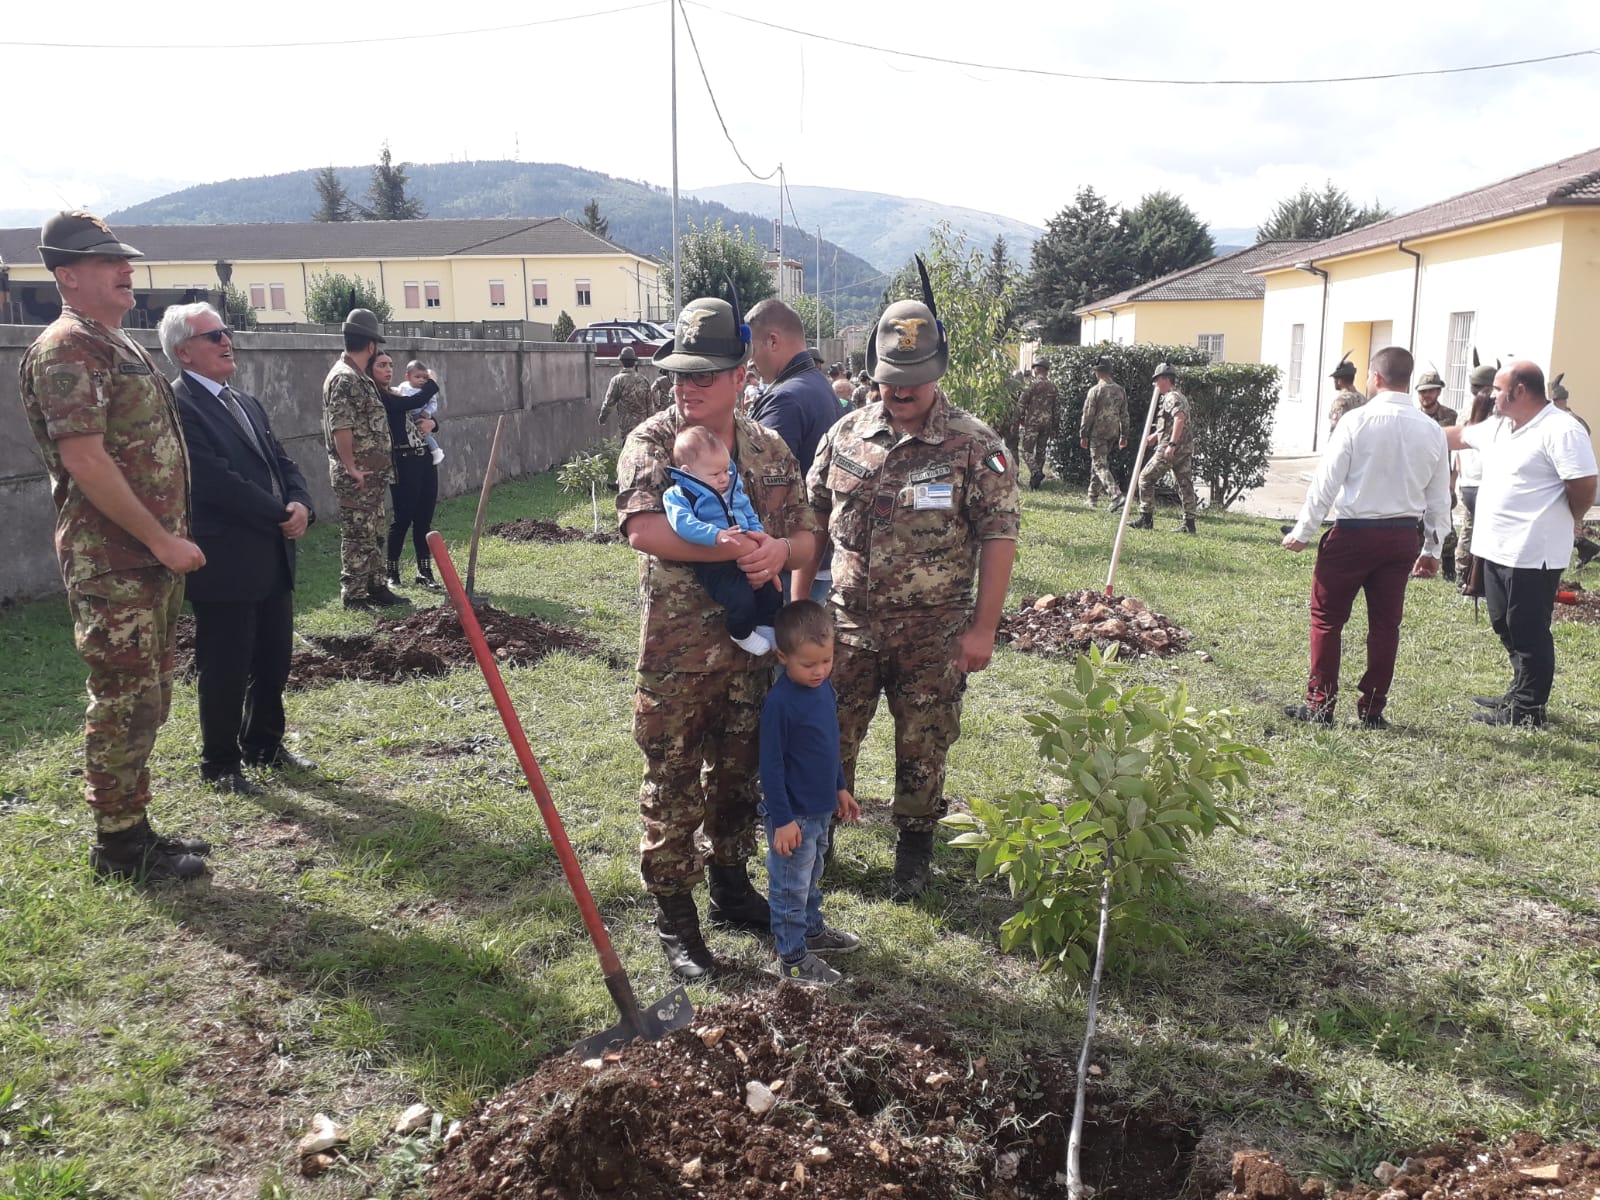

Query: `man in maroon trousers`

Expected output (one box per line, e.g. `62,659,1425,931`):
1281,346,1451,729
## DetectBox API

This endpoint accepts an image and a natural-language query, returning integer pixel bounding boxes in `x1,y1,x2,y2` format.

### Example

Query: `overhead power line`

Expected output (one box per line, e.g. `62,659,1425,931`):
0,2,654,49
675,0,779,182
684,1,1600,86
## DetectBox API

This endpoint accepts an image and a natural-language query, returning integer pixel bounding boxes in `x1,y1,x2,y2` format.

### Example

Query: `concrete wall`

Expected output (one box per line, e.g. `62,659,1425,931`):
2,326,640,603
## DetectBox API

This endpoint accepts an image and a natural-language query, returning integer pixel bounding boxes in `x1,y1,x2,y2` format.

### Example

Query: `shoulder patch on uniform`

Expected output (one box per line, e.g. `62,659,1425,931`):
984,449,1009,475
834,455,872,479
46,368,78,395
117,362,152,376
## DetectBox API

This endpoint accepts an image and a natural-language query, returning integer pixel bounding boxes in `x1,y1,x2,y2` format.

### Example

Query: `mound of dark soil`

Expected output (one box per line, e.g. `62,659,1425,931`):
1555,579,1600,625
1223,1132,1600,1200
489,517,622,544
428,987,1195,1200
1000,592,1191,659
174,604,609,689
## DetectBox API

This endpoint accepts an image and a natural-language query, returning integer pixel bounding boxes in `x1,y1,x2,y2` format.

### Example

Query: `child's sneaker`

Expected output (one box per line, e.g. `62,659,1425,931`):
733,630,772,656
765,952,841,988
805,925,861,955
431,447,445,466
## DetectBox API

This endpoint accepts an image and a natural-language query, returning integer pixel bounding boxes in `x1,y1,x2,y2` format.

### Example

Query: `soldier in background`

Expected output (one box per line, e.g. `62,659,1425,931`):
1080,357,1128,508
1453,363,1499,582
597,346,654,432
19,212,209,881
1327,353,1366,431
616,295,819,979
1550,373,1588,434
650,368,674,414
796,265,1020,899
1414,369,1459,577
851,371,870,409
1132,363,1200,534
323,308,402,609
1017,358,1059,490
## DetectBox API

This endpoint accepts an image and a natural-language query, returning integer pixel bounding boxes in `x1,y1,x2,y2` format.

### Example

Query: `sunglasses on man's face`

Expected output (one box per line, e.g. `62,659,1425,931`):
187,328,233,345
672,370,725,389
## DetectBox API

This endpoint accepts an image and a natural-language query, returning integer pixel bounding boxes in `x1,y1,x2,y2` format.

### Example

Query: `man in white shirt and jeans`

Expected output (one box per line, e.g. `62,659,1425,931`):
1283,346,1451,728
1445,360,1598,727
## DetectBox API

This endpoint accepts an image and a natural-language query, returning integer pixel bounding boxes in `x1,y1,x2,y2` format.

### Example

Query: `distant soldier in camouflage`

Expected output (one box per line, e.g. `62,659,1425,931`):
1080,357,1128,507
1327,353,1366,431
598,346,656,432
852,371,871,409
1549,372,1588,434
617,294,819,980
796,260,1020,899
19,211,209,882
322,308,402,609
1414,369,1459,577
1017,358,1059,490
1133,362,1200,534
650,369,674,414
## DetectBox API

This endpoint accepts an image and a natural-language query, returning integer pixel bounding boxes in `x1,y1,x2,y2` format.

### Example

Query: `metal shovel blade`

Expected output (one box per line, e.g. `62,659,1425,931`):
572,981,696,1058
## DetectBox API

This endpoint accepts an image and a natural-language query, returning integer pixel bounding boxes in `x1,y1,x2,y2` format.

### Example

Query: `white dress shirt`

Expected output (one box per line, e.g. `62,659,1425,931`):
1289,391,1452,556
1463,402,1599,568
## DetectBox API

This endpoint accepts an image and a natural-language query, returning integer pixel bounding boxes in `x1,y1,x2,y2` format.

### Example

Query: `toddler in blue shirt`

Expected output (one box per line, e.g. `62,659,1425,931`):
759,600,862,986
664,425,783,655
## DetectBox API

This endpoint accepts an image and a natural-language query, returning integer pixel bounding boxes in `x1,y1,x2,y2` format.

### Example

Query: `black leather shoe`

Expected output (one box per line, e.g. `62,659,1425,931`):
1283,703,1334,726
706,862,771,932
655,893,715,980
1358,712,1389,730
1131,512,1154,530
368,585,410,607
1472,694,1510,709
1473,706,1546,728
204,770,263,796
342,595,380,611
91,820,207,882
244,747,318,771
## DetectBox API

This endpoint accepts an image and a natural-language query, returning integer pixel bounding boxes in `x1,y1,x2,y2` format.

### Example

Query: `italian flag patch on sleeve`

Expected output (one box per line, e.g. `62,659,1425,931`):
984,449,1008,474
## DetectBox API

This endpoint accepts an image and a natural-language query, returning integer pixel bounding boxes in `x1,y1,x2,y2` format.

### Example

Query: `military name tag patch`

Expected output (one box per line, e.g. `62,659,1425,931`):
984,449,1009,474
835,455,872,479
908,465,951,484
913,483,954,510
117,362,152,376
761,474,790,487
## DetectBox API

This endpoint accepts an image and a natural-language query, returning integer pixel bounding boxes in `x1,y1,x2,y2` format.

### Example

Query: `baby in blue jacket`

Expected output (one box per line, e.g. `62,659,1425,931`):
665,425,784,655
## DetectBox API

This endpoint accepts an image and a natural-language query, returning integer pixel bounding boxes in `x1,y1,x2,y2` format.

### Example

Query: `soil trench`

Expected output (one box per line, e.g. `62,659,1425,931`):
1000,591,1192,659
489,517,623,544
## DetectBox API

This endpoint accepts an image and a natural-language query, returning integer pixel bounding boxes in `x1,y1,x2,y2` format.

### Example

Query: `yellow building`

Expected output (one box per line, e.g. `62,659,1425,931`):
0,217,663,329
1074,240,1312,364
1253,146,1600,454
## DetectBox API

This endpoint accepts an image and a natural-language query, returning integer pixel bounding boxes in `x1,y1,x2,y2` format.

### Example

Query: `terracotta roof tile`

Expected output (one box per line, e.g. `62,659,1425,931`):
1075,240,1314,314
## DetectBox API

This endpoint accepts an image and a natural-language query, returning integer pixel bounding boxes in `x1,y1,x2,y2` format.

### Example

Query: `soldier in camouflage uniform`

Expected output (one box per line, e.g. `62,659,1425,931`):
797,267,1020,899
19,212,209,882
598,345,656,433
617,295,820,980
852,371,871,409
650,368,674,414
1327,354,1366,431
1080,358,1129,507
1414,369,1459,577
322,308,402,609
1017,358,1059,490
1133,363,1200,533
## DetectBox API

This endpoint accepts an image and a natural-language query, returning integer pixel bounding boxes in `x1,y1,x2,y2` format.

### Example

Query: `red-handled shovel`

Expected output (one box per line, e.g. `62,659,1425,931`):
425,531,694,1056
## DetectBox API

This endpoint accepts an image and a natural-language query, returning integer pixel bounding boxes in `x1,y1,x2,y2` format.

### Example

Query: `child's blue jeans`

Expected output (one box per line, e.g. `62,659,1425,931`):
761,805,832,963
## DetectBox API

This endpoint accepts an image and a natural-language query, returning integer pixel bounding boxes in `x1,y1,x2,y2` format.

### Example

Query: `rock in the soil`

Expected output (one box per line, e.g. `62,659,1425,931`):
1374,1161,1400,1184
681,1156,703,1181
808,1146,832,1163
698,1025,725,1047
746,1080,777,1114
1231,1149,1305,1200
300,1152,336,1178
296,1113,347,1156
393,1102,431,1135
1517,1163,1563,1182
996,1150,1020,1180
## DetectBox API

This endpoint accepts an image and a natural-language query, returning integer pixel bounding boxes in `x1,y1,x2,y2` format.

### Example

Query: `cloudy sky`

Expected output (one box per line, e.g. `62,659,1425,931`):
4,0,1599,233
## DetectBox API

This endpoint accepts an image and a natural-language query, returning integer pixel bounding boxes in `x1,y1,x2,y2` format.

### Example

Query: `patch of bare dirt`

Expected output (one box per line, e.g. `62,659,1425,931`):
429,987,1196,1200
1222,1132,1600,1200
489,517,622,544
1554,579,1600,625
1000,591,1192,659
174,604,612,689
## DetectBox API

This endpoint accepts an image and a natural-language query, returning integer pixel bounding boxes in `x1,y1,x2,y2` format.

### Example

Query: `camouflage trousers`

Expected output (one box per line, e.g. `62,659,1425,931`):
1138,446,1198,519
832,610,967,831
1020,417,1053,477
1456,488,1477,576
336,484,388,601
1085,437,1124,503
633,668,766,897
67,566,183,832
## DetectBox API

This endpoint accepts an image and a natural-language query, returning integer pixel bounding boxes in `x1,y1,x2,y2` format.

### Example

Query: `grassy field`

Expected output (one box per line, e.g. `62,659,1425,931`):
1,475,1597,1199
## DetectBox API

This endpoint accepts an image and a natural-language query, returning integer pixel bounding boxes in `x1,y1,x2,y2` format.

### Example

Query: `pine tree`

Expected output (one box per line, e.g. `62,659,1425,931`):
362,143,425,221
1122,191,1214,281
312,166,354,222
581,198,609,239
1257,182,1390,242
1021,187,1137,344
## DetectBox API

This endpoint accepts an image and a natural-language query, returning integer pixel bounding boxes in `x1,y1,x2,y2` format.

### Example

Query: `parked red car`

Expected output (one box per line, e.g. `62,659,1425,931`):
566,322,669,359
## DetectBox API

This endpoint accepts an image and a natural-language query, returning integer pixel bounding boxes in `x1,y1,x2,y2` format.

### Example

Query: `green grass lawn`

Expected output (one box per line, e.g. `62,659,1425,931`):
1,477,1597,1199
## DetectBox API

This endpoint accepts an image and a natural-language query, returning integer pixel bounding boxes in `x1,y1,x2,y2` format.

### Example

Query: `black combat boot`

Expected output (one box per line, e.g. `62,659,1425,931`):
414,558,442,590
1131,511,1154,531
706,861,771,931
90,819,208,883
890,829,935,900
655,892,715,980
1175,516,1197,535
368,584,409,607
386,560,403,587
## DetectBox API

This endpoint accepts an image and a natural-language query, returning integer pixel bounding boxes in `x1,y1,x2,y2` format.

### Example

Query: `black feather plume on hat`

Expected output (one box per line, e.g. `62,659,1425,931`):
914,255,943,334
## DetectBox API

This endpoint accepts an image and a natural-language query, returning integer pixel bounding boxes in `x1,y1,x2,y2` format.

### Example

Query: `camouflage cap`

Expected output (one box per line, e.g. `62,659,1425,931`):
343,308,386,343
1468,363,1496,388
1415,370,1445,393
653,298,749,372
868,299,948,387
38,210,143,270
1151,362,1177,381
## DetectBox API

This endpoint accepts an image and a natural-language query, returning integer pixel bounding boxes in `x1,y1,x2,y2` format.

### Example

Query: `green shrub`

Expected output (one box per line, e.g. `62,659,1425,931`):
558,441,620,533
552,310,576,342
942,646,1268,975
304,270,391,324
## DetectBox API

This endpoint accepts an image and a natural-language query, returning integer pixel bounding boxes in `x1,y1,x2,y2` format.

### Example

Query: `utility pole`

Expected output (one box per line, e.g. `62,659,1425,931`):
775,164,785,302
669,0,681,320
816,225,823,342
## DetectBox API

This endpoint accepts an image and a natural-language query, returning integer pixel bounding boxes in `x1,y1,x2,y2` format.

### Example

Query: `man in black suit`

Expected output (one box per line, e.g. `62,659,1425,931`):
159,303,316,794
